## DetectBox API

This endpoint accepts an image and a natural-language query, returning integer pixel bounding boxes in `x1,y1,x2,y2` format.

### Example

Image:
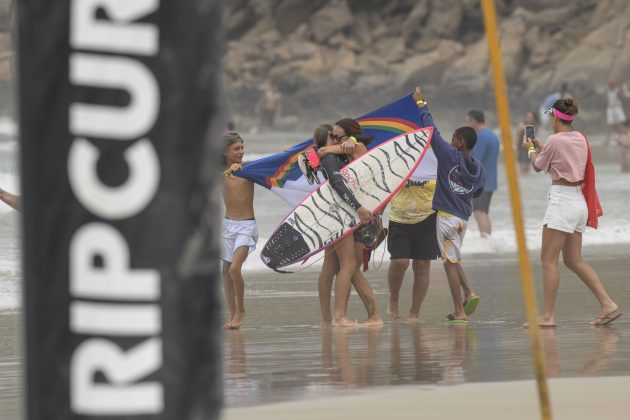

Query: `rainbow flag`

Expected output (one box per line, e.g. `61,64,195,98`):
236,93,437,205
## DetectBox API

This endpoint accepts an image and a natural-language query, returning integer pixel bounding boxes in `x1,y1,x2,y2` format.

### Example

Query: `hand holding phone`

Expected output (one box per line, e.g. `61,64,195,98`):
524,124,539,149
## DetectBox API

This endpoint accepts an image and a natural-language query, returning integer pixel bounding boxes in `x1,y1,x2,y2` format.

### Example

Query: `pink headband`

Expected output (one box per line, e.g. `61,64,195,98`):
552,108,574,121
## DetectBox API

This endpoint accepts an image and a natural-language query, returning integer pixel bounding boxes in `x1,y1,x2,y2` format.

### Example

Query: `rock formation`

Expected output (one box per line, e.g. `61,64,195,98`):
224,0,630,131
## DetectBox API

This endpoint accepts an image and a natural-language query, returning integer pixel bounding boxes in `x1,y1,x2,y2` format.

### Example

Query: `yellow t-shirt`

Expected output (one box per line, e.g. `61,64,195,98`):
389,179,436,224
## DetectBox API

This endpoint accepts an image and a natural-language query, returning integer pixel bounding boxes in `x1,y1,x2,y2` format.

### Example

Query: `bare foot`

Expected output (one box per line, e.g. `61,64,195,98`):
403,313,420,322
333,317,359,327
387,299,400,319
361,315,384,327
223,321,232,329
320,319,332,328
522,315,556,328
228,311,245,329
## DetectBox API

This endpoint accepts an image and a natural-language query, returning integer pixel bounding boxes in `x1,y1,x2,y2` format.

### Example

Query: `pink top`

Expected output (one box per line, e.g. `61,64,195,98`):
534,131,587,182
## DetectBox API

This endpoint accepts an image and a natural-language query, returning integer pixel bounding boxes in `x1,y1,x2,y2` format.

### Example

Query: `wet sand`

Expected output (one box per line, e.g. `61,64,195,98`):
223,376,630,420
1,250,629,419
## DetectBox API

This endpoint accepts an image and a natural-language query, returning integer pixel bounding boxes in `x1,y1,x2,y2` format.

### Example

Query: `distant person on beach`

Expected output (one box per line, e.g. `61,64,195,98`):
468,110,499,237
313,123,375,327
222,132,258,329
0,187,19,211
515,111,538,174
313,118,383,326
615,121,630,172
539,83,571,129
414,87,485,323
255,83,282,129
523,98,621,327
605,78,627,145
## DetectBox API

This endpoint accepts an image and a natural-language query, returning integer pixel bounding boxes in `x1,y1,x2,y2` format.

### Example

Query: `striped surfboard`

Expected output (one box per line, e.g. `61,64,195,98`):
261,127,434,270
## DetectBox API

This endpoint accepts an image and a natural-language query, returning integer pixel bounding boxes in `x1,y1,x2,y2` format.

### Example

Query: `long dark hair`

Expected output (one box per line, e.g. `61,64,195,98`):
313,124,332,148
335,118,373,146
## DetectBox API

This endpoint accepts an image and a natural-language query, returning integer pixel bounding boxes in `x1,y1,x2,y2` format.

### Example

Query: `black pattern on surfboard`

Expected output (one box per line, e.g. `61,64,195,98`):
293,212,322,249
377,148,404,179
347,166,383,203
359,160,391,195
317,186,357,227
296,201,335,238
311,190,346,230
393,141,414,169
366,154,392,192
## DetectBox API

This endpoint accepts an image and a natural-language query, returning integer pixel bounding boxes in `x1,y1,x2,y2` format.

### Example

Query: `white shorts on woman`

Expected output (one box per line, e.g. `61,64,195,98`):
542,185,587,233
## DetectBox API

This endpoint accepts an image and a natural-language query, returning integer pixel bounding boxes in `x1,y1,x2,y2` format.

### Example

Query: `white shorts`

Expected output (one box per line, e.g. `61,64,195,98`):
436,213,468,263
542,185,587,233
221,219,258,263
607,106,626,126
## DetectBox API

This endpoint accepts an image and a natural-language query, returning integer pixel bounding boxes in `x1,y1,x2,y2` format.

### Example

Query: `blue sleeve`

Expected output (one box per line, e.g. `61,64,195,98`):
321,155,361,210
472,136,487,162
473,165,486,198
417,105,454,159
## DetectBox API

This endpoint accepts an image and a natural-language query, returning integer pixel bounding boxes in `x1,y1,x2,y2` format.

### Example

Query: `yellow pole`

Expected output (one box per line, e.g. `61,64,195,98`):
480,1,553,419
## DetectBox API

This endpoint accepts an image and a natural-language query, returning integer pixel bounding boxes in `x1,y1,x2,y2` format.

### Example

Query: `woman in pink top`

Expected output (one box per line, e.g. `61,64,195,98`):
523,98,621,327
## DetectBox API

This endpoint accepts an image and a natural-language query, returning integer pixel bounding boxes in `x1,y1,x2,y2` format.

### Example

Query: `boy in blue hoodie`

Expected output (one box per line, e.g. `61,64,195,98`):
413,87,486,323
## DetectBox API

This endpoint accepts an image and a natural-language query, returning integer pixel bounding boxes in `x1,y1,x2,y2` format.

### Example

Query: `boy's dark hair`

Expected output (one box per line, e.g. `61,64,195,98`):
313,124,333,148
454,126,477,150
467,110,485,124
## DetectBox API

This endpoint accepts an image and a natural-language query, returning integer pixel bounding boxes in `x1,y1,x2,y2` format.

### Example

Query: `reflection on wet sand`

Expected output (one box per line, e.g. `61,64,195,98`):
321,326,382,388
221,318,628,408
318,323,476,389
541,327,620,377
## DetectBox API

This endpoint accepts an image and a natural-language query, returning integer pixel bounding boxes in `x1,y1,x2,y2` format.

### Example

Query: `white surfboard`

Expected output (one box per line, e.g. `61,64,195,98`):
261,127,434,270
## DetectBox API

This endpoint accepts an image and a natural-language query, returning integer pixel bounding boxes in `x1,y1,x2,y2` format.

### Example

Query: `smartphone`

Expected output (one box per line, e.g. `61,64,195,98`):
525,125,536,145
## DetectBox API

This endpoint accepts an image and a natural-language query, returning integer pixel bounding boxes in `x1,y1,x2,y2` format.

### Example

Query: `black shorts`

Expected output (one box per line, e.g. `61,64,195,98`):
472,191,493,213
387,212,441,260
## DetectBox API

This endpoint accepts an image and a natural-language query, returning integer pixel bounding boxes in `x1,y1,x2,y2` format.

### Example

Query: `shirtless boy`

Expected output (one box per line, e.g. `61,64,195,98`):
222,132,257,329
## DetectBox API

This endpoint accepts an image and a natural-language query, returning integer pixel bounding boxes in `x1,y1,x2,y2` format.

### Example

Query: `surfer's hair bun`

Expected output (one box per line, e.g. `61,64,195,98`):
553,98,579,117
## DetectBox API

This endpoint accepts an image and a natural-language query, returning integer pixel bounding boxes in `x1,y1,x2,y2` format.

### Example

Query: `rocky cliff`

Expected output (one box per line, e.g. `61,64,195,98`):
224,0,630,131
0,1,628,131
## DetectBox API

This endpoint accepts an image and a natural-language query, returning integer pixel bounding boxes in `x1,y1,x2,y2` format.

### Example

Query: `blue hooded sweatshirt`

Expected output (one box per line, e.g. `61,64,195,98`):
418,105,485,220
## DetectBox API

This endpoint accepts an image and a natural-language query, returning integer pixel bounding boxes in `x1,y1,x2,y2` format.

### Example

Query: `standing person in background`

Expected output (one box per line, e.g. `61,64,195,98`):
615,121,630,172
523,98,621,327
605,78,627,145
255,83,282,130
414,87,485,323
468,110,499,237
515,111,538,174
222,132,258,329
0,187,19,211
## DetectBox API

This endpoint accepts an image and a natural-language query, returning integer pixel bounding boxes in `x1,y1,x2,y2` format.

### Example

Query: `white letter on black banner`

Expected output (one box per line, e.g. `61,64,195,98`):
71,0,158,55
71,338,163,414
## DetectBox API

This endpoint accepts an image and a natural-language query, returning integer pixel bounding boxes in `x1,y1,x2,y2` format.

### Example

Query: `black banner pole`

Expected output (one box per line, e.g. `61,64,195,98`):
18,1,224,418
